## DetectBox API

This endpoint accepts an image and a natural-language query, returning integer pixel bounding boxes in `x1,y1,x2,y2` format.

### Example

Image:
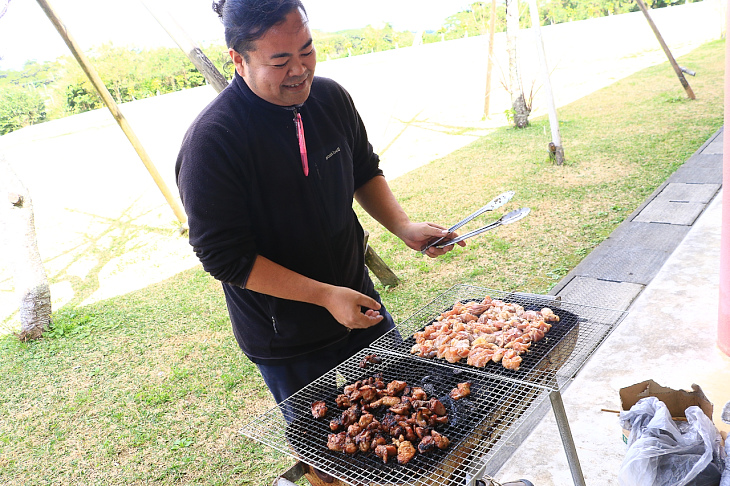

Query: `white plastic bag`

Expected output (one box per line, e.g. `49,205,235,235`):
618,397,724,486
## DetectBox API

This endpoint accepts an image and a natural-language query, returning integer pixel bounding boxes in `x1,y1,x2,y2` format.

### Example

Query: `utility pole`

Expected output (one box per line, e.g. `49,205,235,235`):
527,0,564,165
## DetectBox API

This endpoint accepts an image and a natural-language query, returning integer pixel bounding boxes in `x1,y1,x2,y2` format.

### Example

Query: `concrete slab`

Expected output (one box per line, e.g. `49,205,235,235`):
685,153,723,168
571,245,670,285
604,222,690,252
632,200,707,225
654,183,721,203
667,165,724,184
555,276,644,311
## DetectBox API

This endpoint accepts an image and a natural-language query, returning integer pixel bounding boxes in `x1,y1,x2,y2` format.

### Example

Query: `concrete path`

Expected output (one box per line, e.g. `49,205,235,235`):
495,130,728,484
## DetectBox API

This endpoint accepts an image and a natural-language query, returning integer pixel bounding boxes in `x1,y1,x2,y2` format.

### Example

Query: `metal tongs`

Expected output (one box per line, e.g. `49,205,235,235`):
435,207,530,248
420,191,515,254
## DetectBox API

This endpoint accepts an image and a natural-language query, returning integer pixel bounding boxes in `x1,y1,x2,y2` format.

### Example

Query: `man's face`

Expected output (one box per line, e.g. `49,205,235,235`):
230,8,316,106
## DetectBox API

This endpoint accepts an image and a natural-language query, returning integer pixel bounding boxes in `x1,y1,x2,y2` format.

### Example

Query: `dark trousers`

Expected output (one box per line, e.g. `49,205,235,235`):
255,310,396,404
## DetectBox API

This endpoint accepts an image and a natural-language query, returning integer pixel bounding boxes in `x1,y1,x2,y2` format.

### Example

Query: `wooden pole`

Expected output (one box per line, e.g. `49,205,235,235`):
527,0,564,165
634,0,695,99
141,0,229,94
483,0,497,117
34,0,188,226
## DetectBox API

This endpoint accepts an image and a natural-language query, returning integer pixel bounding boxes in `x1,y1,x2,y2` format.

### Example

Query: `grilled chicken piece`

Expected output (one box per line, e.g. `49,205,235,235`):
341,405,361,427
335,394,351,408
371,396,401,408
389,401,412,416
417,434,436,454
329,417,343,432
386,380,407,396
396,440,417,465
358,385,378,403
327,432,346,451
410,387,427,400
374,444,397,464
311,400,328,419
343,436,358,455
449,381,472,400
431,430,450,449
429,398,447,416
358,413,374,428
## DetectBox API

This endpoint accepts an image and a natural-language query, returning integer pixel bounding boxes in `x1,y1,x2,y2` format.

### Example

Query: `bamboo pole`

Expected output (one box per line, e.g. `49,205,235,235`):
141,0,228,93
483,0,497,117
527,0,564,165
634,0,695,99
35,0,188,226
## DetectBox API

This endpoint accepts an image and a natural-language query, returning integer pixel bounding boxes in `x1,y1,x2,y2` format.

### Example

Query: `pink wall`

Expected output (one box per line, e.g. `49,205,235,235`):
719,4,730,356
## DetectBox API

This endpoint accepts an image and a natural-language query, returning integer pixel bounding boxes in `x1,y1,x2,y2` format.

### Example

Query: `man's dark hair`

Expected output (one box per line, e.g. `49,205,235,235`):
212,0,308,60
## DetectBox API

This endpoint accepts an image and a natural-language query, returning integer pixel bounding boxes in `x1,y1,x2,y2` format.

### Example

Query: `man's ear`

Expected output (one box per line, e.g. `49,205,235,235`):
229,48,246,78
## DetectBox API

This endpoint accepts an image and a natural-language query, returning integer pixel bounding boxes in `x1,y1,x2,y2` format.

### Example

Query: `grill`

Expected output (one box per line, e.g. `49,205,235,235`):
239,285,627,485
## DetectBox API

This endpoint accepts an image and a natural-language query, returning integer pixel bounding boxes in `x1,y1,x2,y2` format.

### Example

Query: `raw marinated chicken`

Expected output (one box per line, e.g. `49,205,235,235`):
411,296,558,370
449,381,472,400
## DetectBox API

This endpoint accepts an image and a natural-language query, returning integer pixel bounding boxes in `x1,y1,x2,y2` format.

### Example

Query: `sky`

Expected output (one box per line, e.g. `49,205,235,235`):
0,0,473,70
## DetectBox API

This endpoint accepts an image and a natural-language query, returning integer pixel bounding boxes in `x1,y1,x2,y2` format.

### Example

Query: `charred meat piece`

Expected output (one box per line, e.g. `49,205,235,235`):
358,412,374,428
359,353,383,368
341,406,361,427
429,398,447,416
431,430,450,449
417,434,436,454
386,380,408,396
410,387,428,401
329,416,343,432
449,381,472,400
335,394,352,408
311,400,328,419
327,432,346,451
359,385,378,403
389,400,412,416
396,440,417,465
343,436,358,455
371,396,401,408
374,443,397,464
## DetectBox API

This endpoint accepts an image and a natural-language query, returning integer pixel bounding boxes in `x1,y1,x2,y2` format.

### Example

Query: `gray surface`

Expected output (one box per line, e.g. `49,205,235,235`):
631,200,708,225
496,125,727,485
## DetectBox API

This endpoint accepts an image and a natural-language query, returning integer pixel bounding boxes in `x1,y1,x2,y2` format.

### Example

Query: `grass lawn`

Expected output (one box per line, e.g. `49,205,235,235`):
0,39,724,485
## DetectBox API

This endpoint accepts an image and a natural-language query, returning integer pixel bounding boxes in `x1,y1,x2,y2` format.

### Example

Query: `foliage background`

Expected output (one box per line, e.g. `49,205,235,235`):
0,0,703,134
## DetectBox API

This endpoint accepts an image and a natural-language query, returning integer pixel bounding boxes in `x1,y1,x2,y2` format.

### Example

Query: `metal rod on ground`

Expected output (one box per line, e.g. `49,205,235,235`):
141,0,228,93
527,0,564,165
549,390,587,486
634,0,696,99
483,0,497,117
34,0,188,227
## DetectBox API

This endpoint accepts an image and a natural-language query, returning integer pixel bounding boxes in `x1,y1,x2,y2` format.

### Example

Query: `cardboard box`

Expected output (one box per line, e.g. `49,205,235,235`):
618,380,714,444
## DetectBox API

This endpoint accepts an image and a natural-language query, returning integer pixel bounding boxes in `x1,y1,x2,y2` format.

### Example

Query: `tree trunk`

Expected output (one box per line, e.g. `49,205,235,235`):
0,154,52,341
506,0,530,128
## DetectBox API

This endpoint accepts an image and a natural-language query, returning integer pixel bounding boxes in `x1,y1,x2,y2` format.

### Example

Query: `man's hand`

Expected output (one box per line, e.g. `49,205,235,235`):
397,222,467,258
322,286,384,329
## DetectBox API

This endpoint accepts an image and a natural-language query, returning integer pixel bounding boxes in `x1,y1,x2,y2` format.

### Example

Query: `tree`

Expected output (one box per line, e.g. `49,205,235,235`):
0,154,52,341
0,85,46,134
506,0,531,128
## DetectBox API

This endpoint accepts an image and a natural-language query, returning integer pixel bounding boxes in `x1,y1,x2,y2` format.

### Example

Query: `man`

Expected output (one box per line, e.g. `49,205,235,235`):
175,0,463,404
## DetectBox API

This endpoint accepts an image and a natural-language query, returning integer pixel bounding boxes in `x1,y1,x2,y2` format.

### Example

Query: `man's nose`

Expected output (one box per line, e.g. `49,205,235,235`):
288,60,307,77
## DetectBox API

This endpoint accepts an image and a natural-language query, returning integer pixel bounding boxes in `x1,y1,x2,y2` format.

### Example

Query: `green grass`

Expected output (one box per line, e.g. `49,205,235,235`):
0,39,724,485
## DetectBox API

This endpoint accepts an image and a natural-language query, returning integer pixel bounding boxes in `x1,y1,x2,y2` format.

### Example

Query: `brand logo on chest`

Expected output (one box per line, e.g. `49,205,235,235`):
325,147,341,160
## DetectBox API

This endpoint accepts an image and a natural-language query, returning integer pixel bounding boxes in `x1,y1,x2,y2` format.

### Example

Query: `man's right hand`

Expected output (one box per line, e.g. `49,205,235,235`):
322,286,384,330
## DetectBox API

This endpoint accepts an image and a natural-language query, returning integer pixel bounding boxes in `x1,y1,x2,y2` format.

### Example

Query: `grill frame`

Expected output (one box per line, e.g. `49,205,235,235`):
239,284,628,485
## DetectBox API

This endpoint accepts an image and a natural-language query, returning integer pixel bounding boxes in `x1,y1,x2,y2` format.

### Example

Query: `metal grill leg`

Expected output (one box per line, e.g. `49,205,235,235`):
549,391,586,486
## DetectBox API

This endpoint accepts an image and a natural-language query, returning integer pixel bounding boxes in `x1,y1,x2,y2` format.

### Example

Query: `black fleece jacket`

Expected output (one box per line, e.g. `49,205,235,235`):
175,72,387,363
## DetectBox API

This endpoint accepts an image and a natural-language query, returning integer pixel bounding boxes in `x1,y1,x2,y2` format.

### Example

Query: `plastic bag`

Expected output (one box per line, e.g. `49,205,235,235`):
618,397,725,486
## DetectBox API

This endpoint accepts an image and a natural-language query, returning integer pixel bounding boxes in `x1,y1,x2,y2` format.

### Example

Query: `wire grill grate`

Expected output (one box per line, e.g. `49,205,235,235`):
239,285,627,485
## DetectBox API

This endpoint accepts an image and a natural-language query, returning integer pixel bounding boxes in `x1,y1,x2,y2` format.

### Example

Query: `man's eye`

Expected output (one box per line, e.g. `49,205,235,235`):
302,49,314,57
273,62,287,68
